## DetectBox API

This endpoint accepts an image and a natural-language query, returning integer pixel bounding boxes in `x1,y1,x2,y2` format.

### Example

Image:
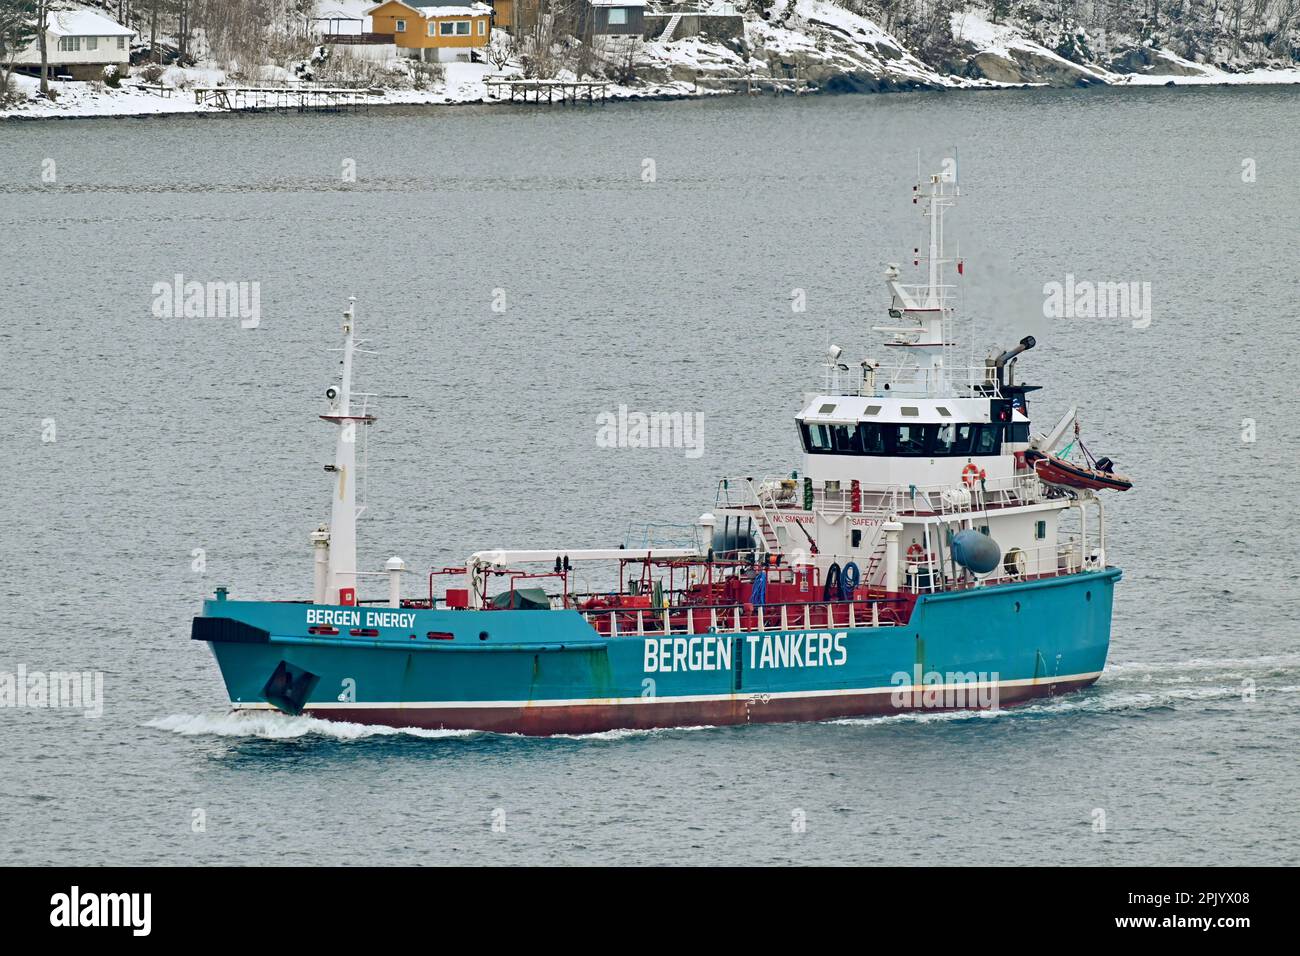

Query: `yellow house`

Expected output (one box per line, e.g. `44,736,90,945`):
365,2,493,61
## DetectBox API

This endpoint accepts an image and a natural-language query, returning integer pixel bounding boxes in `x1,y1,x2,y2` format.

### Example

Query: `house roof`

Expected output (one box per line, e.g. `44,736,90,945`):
363,1,491,15
49,8,135,37
416,3,492,15
362,1,420,14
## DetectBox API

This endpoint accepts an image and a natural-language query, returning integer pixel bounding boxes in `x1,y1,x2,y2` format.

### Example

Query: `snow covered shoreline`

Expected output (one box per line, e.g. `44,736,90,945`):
5,4,1299,122
6,66,1297,122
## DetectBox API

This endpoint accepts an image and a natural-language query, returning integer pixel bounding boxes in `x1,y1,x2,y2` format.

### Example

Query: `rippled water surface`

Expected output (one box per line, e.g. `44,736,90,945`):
2,87,1299,865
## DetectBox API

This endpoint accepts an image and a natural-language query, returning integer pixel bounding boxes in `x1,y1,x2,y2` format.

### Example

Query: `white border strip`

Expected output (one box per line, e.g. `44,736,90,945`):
231,670,1103,711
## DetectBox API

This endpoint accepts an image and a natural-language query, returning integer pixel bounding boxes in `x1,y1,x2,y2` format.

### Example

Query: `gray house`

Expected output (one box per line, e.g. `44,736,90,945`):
580,0,645,36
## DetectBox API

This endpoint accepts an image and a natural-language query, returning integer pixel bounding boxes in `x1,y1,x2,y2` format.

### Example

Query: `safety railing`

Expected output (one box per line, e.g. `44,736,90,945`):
822,362,1003,399
901,537,1103,595
716,472,1046,519
580,594,913,637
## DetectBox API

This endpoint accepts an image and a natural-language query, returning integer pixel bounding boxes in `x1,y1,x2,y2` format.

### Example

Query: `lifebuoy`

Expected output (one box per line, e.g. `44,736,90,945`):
906,542,925,561
961,463,984,487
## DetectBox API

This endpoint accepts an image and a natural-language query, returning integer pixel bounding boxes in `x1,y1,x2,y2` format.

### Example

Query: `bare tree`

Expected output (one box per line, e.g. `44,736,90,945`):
0,0,38,103
34,0,50,94
487,30,514,70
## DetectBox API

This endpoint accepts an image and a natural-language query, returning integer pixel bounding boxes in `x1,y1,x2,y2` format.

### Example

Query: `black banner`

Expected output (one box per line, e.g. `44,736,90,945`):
0,867,1278,941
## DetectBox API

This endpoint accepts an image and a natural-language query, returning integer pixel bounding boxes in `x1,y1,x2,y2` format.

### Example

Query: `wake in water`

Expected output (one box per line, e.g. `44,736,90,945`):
830,653,1300,728
145,712,480,741
145,711,714,743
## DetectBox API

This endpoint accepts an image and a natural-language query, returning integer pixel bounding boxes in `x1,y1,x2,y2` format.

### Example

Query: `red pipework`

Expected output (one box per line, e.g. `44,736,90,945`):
428,567,468,608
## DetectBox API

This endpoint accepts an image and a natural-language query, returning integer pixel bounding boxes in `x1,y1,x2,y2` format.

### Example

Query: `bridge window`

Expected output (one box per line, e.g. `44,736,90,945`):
804,422,833,451
860,422,886,453
895,423,925,454
830,424,863,453
973,425,1000,455
800,421,1004,457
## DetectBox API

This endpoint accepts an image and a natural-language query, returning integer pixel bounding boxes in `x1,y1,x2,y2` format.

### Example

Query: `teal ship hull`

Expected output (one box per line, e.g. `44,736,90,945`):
194,567,1119,735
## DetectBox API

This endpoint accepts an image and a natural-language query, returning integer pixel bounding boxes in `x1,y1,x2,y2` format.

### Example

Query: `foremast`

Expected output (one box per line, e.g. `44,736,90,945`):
316,298,375,605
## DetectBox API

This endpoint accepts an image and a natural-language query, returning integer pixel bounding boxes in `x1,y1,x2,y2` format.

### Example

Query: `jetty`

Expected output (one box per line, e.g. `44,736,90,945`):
484,77,610,105
192,86,377,113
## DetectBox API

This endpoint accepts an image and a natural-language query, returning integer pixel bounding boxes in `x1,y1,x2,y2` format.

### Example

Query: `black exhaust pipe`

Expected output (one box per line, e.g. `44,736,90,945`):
994,335,1036,384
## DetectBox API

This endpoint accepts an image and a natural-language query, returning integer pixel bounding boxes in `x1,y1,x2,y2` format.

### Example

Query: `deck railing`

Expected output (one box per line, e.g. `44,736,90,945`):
716,472,1046,519
902,538,1104,595
579,595,912,637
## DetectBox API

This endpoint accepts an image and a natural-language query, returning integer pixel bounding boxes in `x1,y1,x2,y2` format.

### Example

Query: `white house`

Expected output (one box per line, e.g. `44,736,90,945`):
12,8,135,81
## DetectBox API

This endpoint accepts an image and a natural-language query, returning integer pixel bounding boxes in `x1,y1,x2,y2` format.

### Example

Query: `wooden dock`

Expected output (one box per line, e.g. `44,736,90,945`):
192,86,377,113
484,77,609,105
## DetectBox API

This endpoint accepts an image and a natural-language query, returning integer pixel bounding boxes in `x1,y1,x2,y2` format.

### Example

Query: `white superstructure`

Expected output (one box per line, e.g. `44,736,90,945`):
714,169,1107,594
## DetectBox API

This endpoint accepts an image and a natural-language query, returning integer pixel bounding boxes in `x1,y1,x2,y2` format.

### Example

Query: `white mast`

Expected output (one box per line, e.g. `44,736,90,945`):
320,298,375,605
876,168,958,397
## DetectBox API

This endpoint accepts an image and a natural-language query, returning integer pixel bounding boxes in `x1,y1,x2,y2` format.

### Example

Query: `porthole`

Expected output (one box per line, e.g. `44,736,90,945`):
479,631,489,641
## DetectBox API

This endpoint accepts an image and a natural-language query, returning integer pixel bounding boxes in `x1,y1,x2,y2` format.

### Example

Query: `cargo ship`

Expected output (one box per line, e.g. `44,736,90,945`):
193,169,1125,735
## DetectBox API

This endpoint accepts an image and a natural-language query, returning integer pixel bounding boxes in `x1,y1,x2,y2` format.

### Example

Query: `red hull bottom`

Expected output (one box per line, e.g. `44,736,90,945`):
279,675,1101,736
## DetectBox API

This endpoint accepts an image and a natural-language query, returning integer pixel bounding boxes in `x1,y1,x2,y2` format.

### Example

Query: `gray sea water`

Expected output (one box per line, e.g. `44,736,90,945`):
2,86,1298,866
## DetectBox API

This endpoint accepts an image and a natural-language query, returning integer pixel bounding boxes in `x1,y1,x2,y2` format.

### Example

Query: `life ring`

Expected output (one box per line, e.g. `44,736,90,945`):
961,463,984,487
906,542,926,561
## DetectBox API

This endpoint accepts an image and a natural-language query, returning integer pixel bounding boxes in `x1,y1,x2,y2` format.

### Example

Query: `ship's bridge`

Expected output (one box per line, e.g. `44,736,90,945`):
795,394,1030,487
